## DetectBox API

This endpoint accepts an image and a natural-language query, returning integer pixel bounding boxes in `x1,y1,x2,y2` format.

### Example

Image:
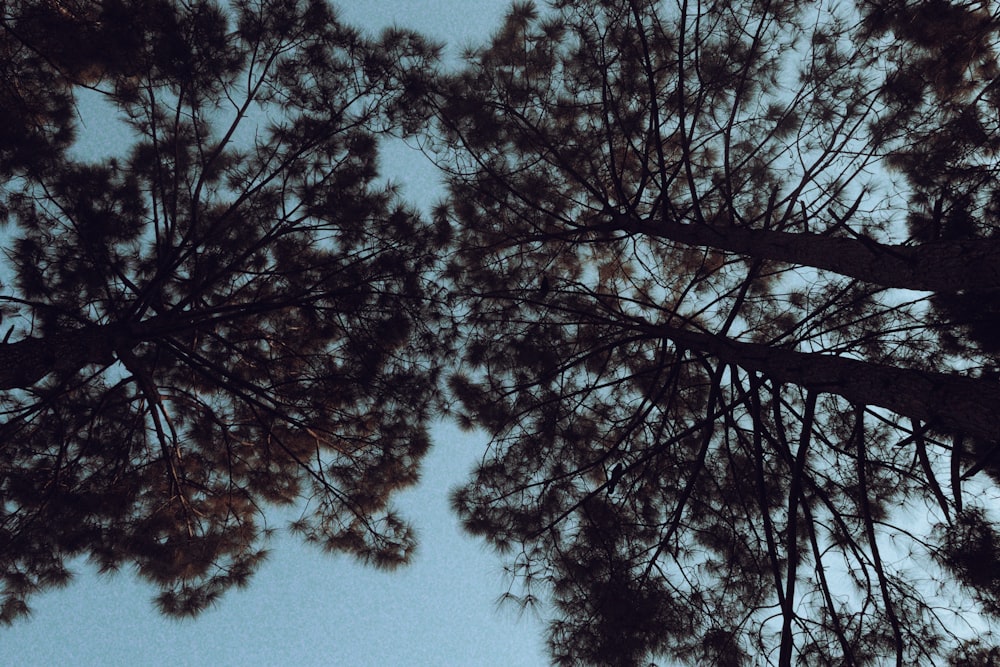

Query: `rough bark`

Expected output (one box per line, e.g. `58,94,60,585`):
0,306,289,390
0,325,125,389
647,321,1000,443
612,215,1000,293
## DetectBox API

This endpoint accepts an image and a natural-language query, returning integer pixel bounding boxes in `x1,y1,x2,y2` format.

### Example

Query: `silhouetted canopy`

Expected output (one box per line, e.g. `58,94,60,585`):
431,0,1000,664
0,0,445,620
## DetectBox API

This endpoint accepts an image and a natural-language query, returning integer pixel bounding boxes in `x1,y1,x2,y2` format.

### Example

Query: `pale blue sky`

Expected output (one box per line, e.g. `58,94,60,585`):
1,1,554,666
3,423,549,667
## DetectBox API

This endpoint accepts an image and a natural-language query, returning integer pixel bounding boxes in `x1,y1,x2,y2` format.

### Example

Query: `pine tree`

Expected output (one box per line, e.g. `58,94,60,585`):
0,0,444,621
432,0,1000,664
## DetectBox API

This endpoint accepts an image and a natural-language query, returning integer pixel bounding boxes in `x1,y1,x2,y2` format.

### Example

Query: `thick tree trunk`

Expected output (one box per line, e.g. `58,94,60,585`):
0,325,122,389
648,322,1000,442
0,307,274,390
613,215,1000,293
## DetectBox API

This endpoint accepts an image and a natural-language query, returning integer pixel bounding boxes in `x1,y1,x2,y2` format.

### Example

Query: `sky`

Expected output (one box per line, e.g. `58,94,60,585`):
1,1,557,666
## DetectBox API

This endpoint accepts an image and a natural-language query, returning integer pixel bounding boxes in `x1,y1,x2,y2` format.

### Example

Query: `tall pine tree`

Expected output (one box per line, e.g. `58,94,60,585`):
432,0,1000,664
0,0,445,621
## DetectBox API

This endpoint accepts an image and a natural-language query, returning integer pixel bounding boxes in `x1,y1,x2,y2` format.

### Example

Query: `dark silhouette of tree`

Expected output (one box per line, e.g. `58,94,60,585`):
0,0,445,622
430,0,1000,664
861,0,1000,356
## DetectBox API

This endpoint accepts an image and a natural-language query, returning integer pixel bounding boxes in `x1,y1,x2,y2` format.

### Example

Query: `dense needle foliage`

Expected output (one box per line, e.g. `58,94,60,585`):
10,0,1000,664
431,0,1000,664
0,0,445,620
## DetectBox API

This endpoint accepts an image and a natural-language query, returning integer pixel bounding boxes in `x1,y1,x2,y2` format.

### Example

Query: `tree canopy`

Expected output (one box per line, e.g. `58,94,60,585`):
432,0,1000,664
10,0,1000,664
0,0,444,621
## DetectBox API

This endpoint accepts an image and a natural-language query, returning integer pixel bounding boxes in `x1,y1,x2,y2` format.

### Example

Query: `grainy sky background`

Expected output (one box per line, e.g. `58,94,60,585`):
1,1,555,665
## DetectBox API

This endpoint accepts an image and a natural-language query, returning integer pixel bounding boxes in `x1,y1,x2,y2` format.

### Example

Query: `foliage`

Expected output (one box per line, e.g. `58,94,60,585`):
10,0,1000,663
432,0,1000,664
0,0,444,621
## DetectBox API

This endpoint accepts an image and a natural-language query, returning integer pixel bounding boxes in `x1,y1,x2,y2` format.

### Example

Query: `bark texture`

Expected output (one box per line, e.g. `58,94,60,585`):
614,215,1000,293
0,324,124,389
649,322,1000,443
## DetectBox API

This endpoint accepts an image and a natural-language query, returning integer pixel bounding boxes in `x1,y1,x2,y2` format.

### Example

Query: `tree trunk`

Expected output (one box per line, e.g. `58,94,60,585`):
0,325,122,389
613,215,1000,293
647,321,1000,443
0,306,281,390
